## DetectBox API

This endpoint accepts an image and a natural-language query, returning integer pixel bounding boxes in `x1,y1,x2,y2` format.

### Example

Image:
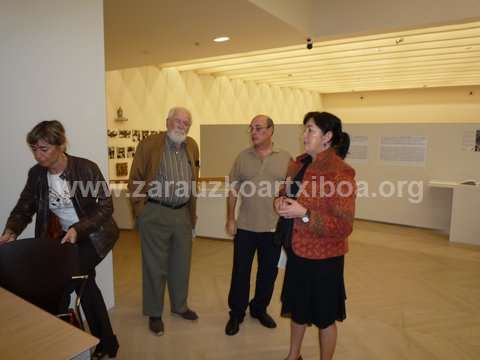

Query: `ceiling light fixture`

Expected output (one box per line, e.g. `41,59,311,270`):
213,36,230,43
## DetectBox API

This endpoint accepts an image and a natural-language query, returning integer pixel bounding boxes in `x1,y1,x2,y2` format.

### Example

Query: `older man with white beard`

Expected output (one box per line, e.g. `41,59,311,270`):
128,106,200,336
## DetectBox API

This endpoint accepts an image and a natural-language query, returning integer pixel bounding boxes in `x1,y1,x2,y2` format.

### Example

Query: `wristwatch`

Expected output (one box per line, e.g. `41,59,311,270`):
301,209,311,224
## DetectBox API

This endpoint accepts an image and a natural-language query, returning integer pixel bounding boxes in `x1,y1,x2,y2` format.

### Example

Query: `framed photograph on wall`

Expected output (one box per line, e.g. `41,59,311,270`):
476,130,480,152
119,129,131,139
116,162,128,177
117,147,126,159
132,130,141,143
127,146,135,158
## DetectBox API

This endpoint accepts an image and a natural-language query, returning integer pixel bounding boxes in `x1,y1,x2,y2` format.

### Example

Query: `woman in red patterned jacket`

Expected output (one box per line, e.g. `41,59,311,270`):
275,112,356,360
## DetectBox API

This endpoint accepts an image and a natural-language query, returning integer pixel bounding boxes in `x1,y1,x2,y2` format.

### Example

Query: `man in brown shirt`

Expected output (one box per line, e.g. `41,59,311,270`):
128,106,200,336
225,114,291,335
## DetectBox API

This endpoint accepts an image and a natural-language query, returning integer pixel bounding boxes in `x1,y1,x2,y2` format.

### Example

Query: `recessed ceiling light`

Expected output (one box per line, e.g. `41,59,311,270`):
213,36,230,43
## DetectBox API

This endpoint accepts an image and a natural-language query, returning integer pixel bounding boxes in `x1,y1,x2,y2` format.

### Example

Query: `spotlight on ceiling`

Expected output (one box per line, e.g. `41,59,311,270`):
213,36,230,43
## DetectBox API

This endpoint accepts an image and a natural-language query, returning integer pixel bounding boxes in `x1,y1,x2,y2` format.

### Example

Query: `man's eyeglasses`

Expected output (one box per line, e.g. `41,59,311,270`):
247,125,272,133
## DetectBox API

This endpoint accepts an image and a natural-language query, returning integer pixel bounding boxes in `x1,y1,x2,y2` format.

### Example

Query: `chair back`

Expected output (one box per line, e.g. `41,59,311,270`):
0,237,79,315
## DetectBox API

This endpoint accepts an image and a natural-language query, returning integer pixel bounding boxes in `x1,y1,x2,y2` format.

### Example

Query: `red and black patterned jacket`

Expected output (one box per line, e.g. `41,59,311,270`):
282,148,356,260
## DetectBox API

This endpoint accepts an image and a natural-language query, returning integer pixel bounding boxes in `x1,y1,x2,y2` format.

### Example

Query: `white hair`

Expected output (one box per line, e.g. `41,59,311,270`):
166,106,192,122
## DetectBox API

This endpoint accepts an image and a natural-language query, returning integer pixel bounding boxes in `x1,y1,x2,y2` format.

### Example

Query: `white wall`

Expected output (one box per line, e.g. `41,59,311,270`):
0,0,115,309
323,86,480,123
105,66,322,179
200,122,480,232
322,87,480,231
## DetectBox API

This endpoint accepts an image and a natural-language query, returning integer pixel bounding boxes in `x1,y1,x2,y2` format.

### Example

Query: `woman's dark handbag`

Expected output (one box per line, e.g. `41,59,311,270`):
273,155,312,248
47,210,64,240
273,217,294,248
88,218,119,256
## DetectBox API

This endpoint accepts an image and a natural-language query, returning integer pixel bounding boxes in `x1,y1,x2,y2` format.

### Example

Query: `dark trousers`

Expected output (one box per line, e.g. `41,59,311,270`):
228,229,281,320
61,239,114,342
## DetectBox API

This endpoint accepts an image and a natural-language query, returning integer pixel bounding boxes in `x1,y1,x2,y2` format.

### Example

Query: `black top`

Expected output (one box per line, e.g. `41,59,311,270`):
275,155,312,247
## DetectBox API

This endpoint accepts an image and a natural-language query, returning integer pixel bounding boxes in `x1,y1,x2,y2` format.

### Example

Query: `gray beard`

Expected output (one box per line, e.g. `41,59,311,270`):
167,131,186,144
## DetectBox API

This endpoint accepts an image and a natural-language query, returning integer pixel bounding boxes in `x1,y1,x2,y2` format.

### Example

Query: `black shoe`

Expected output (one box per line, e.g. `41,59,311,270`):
92,335,119,359
149,317,164,336
250,311,277,328
225,317,242,336
172,308,199,321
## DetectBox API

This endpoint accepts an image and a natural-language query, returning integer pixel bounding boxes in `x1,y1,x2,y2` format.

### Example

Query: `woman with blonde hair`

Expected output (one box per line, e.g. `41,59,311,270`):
1,120,119,359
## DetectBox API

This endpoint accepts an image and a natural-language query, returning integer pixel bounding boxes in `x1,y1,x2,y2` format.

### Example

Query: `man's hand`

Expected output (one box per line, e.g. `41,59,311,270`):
274,196,288,214
61,227,78,244
226,219,237,237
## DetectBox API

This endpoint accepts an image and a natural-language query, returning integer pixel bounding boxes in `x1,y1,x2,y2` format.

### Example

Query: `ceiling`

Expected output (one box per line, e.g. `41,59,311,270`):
104,0,480,93
104,0,306,71
162,21,480,93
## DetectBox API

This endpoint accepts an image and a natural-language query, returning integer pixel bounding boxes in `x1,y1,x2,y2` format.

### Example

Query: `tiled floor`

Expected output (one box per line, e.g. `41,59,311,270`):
108,220,480,359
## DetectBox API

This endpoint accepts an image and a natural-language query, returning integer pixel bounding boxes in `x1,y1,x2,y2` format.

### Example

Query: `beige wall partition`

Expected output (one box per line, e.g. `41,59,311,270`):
200,122,480,234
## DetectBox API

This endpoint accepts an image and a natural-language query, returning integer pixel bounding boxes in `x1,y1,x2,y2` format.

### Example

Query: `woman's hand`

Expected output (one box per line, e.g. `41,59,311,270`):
61,227,78,244
0,230,17,245
276,198,307,219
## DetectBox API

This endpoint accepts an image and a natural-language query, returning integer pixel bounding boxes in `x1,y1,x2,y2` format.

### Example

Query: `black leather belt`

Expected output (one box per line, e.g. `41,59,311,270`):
147,198,188,209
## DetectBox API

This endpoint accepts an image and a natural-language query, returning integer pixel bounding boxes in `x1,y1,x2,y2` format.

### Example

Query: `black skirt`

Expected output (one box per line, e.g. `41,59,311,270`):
281,247,346,329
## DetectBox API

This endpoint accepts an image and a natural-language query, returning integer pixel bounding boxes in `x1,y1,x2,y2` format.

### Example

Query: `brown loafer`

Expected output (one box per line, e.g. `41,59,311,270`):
172,308,199,321
149,317,164,336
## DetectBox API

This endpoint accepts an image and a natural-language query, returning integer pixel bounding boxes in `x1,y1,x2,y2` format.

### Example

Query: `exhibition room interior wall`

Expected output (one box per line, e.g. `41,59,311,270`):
0,0,115,308
105,66,322,180
105,65,480,183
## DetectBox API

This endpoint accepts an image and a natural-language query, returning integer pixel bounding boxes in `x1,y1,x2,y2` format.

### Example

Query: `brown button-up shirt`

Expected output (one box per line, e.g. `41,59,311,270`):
152,135,193,206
